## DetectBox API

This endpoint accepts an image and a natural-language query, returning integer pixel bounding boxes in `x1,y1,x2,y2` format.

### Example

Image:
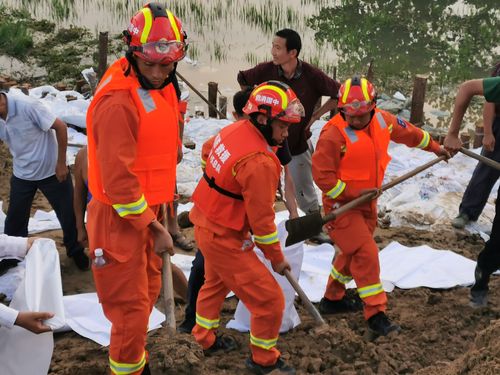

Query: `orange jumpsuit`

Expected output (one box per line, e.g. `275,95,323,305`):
312,109,441,320
190,120,286,367
86,58,179,374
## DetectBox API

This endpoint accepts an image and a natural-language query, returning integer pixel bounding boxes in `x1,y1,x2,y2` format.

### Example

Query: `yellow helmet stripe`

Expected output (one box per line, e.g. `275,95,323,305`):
167,10,181,41
252,85,288,110
140,8,153,44
361,78,371,102
342,78,352,104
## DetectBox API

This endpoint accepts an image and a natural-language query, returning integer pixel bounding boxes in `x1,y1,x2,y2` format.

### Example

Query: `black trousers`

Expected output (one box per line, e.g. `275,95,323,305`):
4,173,82,257
459,117,500,221
475,187,500,290
184,250,205,324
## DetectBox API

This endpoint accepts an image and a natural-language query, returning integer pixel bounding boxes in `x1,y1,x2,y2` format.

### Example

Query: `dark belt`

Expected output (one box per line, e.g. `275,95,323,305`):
203,172,243,201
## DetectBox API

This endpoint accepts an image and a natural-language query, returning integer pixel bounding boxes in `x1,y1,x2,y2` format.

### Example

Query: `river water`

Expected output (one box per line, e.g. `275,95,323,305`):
4,0,500,126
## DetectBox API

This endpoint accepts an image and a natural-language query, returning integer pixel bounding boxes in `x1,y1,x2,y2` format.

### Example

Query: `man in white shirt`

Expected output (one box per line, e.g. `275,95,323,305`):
0,89,89,271
0,234,53,333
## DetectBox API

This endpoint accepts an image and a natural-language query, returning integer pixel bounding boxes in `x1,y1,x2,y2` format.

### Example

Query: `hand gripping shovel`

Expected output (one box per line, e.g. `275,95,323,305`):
285,155,447,246
459,147,500,171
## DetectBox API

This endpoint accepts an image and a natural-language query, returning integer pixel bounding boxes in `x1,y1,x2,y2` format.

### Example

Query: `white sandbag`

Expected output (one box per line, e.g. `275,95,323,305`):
0,239,65,375
227,221,304,333
63,293,165,346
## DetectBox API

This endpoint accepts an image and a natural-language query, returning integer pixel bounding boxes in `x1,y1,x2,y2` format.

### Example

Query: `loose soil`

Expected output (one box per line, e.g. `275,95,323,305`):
1,142,499,374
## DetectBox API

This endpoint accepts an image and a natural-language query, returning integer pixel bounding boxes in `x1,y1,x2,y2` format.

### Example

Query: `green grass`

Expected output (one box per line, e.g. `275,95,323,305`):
0,21,33,60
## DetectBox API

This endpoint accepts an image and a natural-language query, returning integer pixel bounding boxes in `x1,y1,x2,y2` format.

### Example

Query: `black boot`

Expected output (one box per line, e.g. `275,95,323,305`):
203,335,238,356
367,312,400,336
470,265,490,307
245,357,296,375
318,295,363,314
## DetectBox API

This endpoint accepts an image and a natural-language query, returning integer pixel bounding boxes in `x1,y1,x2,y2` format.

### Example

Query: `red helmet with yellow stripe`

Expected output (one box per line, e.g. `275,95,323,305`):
243,81,305,123
125,2,187,64
338,76,376,116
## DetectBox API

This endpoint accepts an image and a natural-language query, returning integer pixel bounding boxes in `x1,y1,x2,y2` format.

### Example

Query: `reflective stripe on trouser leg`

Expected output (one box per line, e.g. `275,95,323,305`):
324,250,352,301
191,226,230,350
87,201,161,375
349,238,387,320
109,352,146,375
193,225,284,367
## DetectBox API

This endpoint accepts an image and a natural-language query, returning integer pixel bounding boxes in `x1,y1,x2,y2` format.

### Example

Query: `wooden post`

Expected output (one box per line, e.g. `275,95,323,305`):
219,95,227,119
473,124,484,148
366,59,374,82
98,31,109,78
208,82,218,118
410,74,428,127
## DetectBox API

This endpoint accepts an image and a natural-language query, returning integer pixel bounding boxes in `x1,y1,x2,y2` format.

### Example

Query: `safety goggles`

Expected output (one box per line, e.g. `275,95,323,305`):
279,98,305,122
340,99,375,116
132,40,187,64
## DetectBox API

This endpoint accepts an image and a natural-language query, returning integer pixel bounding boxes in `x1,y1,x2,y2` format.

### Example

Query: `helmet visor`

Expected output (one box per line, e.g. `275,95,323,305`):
133,41,186,64
340,99,375,116
281,98,305,123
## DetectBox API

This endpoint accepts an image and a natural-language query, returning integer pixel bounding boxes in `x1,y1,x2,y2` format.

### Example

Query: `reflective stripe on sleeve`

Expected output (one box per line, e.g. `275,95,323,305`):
112,194,148,217
326,180,346,199
254,230,279,245
416,130,430,149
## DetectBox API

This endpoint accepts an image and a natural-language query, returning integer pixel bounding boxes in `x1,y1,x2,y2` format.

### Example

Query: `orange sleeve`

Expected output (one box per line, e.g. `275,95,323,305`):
386,112,441,153
92,92,156,230
234,153,284,266
201,136,215,170
312,125,360,201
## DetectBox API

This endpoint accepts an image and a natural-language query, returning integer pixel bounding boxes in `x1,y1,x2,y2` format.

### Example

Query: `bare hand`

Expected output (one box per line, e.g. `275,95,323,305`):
55,162,68,182
149,220,174,256
77,226,89,248
482,134,495,152
272,259,291,276
15,311,54,334
434,146,451,160
443,134,462,155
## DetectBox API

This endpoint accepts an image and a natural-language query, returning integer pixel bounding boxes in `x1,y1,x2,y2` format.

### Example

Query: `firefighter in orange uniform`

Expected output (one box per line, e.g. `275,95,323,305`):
190,81,302,374
85,3,187,374
312,76,450,336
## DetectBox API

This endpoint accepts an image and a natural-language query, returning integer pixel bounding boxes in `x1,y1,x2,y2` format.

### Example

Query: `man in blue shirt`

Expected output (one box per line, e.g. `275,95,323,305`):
0,89,88,270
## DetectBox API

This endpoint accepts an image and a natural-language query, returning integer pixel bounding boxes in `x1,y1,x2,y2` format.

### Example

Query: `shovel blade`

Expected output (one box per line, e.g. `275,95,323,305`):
285,212,324,246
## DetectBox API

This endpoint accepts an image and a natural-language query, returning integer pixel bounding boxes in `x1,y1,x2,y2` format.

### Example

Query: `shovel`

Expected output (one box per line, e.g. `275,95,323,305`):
459,147,500,171
285,155,447,246
283,269,327,329
161,204,176,333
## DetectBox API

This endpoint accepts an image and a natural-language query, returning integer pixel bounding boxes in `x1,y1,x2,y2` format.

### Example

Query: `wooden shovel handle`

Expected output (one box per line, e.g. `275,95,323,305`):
460,147,500,171
283,269,326,326
322,155,447,224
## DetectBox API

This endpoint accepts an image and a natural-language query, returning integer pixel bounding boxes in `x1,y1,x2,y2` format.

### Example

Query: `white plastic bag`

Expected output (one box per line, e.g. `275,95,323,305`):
0,239,65,375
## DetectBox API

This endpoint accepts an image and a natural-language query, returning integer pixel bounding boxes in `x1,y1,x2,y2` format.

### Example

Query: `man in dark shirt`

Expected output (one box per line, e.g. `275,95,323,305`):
238,28,339,243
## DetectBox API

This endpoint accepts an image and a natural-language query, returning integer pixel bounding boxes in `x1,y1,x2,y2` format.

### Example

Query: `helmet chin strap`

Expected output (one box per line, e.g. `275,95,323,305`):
249,114,278,146
125,51,175,90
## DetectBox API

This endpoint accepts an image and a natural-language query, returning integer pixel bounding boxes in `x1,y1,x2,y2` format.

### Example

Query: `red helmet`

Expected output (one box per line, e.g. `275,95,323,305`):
243,81,305,123
125,2,187,64
338,76,376,116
